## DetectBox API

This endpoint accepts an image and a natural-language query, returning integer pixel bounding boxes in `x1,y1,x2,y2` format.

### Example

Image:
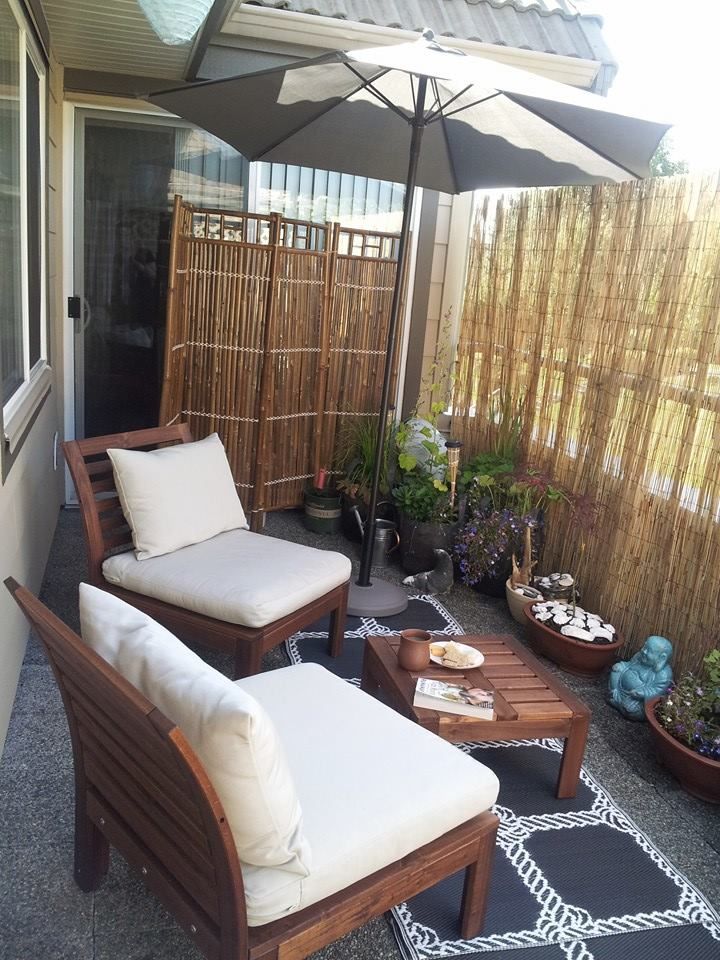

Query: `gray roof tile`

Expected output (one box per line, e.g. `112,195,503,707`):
244,0,616,92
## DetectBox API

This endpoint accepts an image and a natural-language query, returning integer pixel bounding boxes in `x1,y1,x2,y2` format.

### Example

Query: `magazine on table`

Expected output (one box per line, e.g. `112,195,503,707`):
413,678,494,720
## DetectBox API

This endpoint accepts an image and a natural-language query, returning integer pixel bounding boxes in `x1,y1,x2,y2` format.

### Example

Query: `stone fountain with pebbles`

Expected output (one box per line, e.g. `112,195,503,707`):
531,600,616,644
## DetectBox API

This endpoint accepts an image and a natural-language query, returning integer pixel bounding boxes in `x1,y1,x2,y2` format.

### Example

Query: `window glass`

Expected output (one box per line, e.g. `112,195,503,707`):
26,53,41,369
0,3,22,403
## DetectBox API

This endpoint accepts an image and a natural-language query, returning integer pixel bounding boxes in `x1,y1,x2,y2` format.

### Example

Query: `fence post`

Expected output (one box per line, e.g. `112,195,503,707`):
250,212,281,530
312,222,339,479
159,194,186,427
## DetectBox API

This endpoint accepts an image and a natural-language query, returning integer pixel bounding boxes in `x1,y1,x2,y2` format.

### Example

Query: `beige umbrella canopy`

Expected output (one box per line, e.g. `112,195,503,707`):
149,30,670,614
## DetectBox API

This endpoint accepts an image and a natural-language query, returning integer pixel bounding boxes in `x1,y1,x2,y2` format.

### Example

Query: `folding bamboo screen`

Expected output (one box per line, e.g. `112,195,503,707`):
160,197,400,527
452,173,720,673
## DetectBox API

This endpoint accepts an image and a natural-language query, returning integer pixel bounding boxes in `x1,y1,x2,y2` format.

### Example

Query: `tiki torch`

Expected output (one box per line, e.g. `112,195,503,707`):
445,439,463,510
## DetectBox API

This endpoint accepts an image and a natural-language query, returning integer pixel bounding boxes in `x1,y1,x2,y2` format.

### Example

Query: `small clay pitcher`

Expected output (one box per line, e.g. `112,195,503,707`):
398,629,432,671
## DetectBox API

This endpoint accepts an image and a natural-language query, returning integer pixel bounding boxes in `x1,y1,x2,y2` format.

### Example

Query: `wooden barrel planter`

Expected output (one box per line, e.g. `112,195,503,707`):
645,696,720,804
522,606,623,676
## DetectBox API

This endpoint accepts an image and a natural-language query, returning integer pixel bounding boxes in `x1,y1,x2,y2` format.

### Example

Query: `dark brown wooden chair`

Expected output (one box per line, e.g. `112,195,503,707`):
62,424,349,678
7,578,499,960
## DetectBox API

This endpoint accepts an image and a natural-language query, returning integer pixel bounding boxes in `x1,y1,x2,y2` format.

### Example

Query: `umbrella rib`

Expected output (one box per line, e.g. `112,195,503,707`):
425,82,474,123
253,65,391,160
428,91,503,124
503,92,643,179
344,64,413,123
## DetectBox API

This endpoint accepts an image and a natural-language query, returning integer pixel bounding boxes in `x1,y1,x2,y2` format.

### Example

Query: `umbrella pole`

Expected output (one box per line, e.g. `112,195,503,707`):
348,76,427,616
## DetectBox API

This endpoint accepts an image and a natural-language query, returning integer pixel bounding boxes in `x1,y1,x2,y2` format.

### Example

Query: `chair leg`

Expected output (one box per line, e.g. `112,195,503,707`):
233,640,264,680
74,797,109,892
459,823,497,939
327,584,348,658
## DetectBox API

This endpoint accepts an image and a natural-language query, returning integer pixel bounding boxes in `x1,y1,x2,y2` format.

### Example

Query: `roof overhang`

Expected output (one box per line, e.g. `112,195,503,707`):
218,3,602,89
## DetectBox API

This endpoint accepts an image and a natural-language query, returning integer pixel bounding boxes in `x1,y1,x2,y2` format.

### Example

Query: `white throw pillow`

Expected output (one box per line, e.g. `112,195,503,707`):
108,433,248,560
78,583,311,877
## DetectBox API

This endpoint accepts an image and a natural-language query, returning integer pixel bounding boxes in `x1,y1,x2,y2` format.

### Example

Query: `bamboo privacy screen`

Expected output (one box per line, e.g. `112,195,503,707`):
452,173,720,673
160,197,400,525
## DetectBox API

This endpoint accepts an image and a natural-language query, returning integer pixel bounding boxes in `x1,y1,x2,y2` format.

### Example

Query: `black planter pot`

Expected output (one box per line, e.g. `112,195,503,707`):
473,571,510,598
398,513,459,575
341,493,394,542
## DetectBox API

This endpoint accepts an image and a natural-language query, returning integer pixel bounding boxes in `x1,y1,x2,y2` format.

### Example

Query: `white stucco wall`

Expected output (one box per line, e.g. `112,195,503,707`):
0,54,65,756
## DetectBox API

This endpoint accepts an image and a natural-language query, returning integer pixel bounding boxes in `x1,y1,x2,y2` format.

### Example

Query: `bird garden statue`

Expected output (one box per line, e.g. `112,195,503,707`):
608,635,674,721
403,549,454,595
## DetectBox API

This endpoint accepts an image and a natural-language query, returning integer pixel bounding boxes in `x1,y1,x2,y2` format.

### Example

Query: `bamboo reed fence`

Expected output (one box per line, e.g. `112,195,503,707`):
451,173,720,673
160,196,401,528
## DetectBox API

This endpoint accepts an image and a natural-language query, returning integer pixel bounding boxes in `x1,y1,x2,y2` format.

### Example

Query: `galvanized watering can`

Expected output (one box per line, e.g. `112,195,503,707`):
351,505,399,567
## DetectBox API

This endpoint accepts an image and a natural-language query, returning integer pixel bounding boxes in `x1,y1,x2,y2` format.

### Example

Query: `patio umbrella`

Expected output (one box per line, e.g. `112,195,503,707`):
149,30,669,616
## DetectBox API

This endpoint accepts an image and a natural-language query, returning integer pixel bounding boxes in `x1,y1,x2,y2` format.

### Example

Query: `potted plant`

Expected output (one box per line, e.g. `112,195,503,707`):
392,419,459,574
523,599,623,675
393,312,461,574
334,414,395,541
455,468,564,596
645,649,720,803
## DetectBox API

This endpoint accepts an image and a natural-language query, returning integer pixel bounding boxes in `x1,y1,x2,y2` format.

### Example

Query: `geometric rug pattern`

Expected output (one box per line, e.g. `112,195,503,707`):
286,595,720,960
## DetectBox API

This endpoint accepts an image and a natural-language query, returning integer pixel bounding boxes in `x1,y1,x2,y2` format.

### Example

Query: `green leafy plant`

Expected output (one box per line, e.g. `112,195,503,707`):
459,451,515,493
392,309,457,523
656,650,720,760
392,471,455,524
489,388,526,463
334,415,395,503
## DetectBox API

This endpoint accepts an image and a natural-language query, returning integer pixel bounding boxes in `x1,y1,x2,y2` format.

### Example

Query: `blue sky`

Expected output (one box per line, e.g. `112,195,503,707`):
597,0,720,171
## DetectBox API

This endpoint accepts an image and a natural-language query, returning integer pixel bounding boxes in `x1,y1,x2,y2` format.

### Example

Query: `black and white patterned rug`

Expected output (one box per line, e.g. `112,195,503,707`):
286,595,720,960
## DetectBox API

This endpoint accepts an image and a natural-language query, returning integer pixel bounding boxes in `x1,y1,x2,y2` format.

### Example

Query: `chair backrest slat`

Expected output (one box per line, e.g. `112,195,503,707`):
81,749,221,922
63,424,193,583
70,697,210,848
5,579,247,960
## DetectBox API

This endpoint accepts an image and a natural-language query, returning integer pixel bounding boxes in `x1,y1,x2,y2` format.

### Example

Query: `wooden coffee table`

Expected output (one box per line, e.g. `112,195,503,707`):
361,634,591,799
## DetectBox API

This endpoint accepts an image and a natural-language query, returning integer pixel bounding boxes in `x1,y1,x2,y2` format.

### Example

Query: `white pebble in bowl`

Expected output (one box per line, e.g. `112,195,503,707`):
561,625,594,641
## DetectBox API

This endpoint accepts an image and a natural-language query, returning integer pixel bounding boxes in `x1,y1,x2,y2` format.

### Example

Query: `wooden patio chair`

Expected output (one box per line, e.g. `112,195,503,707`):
7,578,500,960
62,424,349,678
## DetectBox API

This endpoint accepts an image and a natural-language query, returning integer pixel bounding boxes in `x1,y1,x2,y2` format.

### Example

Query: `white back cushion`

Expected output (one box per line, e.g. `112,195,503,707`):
108,433,248,560
78,583,311,876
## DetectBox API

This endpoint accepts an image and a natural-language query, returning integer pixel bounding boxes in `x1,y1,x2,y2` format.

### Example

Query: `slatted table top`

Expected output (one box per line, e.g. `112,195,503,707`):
363,634,590,744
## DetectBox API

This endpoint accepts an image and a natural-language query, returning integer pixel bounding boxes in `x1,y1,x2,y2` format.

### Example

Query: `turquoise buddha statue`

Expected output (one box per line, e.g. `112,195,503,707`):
608,635,673,721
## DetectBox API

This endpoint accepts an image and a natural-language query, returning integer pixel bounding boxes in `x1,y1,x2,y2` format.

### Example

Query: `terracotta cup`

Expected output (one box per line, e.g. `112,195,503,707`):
398,629,432,671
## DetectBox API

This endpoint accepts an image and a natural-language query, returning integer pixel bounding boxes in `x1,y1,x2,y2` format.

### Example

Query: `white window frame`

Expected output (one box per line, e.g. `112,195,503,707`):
3,0,49,454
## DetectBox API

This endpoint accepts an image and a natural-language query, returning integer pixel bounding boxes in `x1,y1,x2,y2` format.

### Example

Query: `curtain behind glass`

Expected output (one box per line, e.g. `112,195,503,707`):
79,116,248,437
0,2,23,404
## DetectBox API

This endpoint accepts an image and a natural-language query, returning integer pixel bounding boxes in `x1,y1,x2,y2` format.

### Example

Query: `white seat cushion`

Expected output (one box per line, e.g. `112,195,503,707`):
235,663,500,926
78,584,311,877
102,529,351,628
108,433,248,560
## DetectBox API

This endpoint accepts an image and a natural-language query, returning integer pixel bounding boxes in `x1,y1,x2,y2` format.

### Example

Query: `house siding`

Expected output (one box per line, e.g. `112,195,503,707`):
0,52,65,756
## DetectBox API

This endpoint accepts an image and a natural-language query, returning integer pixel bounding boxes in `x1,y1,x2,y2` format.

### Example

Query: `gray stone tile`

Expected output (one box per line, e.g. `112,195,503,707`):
93,855,202,960
0,839,93,960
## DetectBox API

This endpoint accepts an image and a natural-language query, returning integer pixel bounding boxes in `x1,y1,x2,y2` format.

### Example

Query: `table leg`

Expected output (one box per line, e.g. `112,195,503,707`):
556,712,590,798
360,644,376,695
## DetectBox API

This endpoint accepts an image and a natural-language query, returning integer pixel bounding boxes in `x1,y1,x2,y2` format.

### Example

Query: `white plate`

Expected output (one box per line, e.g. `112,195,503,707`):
429,640,485,670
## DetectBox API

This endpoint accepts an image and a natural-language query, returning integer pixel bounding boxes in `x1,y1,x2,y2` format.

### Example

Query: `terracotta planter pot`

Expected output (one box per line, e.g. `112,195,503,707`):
522,606,623,676
645,696,720,804
397,629,432,671
505,579,543,625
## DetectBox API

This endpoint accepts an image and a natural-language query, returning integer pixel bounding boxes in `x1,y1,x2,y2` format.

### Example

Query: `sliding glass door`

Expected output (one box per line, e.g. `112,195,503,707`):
73,109,248,438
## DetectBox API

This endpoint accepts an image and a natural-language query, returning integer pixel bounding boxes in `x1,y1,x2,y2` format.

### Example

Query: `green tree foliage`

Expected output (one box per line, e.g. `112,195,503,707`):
650,135,689,177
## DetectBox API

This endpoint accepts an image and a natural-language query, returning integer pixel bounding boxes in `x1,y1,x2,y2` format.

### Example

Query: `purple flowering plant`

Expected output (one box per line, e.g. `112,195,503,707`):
656,649,720,761
454,508,541,585
454,466,598,586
